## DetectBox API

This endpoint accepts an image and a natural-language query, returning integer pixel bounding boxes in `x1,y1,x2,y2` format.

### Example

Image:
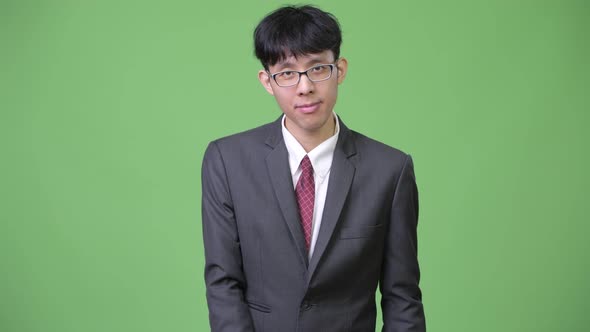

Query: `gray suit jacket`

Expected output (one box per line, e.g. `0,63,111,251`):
201,117,425,332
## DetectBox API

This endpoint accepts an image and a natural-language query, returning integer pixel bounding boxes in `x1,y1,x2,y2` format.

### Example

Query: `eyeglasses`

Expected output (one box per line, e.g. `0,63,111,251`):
268,63,336,87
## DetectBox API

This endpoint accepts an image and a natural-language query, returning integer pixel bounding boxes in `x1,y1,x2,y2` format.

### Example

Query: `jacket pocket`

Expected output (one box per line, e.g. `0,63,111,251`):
339,223,383,239
245,299,271,313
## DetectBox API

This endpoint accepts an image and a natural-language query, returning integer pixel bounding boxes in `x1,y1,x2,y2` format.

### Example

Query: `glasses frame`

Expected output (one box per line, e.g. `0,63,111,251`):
268,63,337,87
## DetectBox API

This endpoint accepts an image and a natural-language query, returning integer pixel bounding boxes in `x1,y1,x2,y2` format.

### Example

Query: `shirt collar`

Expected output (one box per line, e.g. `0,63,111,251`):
281,112,340,180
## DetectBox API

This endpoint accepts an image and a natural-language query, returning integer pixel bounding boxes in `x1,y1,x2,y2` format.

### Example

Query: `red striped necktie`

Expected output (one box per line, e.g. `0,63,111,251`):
295,155,315,251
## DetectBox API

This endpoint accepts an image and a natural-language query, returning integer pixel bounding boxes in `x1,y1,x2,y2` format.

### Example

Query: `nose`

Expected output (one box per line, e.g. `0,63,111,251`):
296,73,315,95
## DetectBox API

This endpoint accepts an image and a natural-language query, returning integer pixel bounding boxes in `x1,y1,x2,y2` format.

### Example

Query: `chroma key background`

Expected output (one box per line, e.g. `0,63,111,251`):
1,1,588,331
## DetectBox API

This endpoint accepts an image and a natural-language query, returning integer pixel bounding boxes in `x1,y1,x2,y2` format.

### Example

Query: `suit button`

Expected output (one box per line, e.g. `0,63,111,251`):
301,301,312,311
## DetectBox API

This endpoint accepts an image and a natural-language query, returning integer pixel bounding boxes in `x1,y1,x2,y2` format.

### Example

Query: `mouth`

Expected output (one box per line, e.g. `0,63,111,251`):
295,101,321,114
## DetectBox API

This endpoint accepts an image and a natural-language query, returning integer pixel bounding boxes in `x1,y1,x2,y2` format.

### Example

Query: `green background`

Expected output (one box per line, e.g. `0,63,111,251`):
2,0,588,331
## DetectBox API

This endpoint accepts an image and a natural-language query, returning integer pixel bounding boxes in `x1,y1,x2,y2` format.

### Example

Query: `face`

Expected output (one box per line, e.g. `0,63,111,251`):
258,50,348,141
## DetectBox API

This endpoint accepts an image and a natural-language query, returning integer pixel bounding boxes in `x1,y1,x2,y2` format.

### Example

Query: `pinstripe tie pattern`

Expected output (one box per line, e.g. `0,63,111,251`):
296,155,315,251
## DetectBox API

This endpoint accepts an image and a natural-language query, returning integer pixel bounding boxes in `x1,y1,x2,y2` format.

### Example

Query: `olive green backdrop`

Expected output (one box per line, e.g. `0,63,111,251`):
2,0,588,331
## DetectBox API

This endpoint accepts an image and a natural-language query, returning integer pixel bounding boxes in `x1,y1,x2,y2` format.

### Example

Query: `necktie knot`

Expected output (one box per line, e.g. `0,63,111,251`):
300,155,313,173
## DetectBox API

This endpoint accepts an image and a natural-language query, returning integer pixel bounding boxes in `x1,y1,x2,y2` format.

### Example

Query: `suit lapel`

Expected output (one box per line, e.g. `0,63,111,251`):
307,121,357,282
265,119,309,268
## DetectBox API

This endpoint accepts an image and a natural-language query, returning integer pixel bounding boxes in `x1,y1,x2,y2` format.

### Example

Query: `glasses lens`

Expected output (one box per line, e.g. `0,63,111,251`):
274,71,299,86
307,65,332,81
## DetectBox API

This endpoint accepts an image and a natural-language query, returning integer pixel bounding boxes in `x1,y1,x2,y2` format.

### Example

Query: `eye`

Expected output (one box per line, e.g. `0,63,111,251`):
311,65,330,73
277,71,295,78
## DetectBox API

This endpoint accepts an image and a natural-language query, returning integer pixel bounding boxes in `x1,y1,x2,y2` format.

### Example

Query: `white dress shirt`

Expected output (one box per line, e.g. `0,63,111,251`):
281,113,340,259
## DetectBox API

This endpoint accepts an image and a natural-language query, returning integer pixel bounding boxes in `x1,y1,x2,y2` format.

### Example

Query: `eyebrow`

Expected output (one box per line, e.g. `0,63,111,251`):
275,56,330,71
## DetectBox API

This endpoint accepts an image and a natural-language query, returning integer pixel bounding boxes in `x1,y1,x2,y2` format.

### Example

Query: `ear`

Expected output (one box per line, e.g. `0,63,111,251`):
336,57,348,84
258,70,274,95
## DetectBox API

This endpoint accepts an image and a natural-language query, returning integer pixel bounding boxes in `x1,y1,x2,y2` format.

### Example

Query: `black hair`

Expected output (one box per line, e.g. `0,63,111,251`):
254,5,342,70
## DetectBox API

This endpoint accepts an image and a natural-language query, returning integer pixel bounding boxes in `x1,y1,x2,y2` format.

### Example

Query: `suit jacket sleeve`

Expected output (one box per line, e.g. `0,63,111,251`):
380,154,426,332
201,141,254,332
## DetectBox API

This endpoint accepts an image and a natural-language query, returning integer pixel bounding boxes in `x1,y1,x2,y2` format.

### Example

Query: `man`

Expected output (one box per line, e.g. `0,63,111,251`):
202,5,426,331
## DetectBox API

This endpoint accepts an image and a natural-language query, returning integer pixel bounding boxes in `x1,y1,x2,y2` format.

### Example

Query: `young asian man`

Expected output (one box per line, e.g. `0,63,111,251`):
201,5,426,331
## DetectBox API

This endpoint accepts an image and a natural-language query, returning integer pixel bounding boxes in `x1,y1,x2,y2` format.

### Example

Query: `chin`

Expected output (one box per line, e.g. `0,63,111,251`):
305,119,331,132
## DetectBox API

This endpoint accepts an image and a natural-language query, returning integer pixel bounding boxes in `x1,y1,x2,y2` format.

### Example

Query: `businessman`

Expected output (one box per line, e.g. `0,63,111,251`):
202,5,426,331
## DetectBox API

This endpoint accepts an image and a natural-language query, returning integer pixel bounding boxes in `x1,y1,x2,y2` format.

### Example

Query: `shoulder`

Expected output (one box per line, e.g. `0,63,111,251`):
344,129,414,179
350,129,410,162
216,121,275,144
204,120,278,160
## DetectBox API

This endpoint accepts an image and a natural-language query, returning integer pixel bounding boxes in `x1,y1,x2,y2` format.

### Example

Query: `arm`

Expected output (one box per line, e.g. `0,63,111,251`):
201,142,254,332
380,155,426,332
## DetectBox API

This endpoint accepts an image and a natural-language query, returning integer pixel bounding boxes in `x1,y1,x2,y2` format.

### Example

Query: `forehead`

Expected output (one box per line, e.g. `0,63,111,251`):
272,50,335,70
